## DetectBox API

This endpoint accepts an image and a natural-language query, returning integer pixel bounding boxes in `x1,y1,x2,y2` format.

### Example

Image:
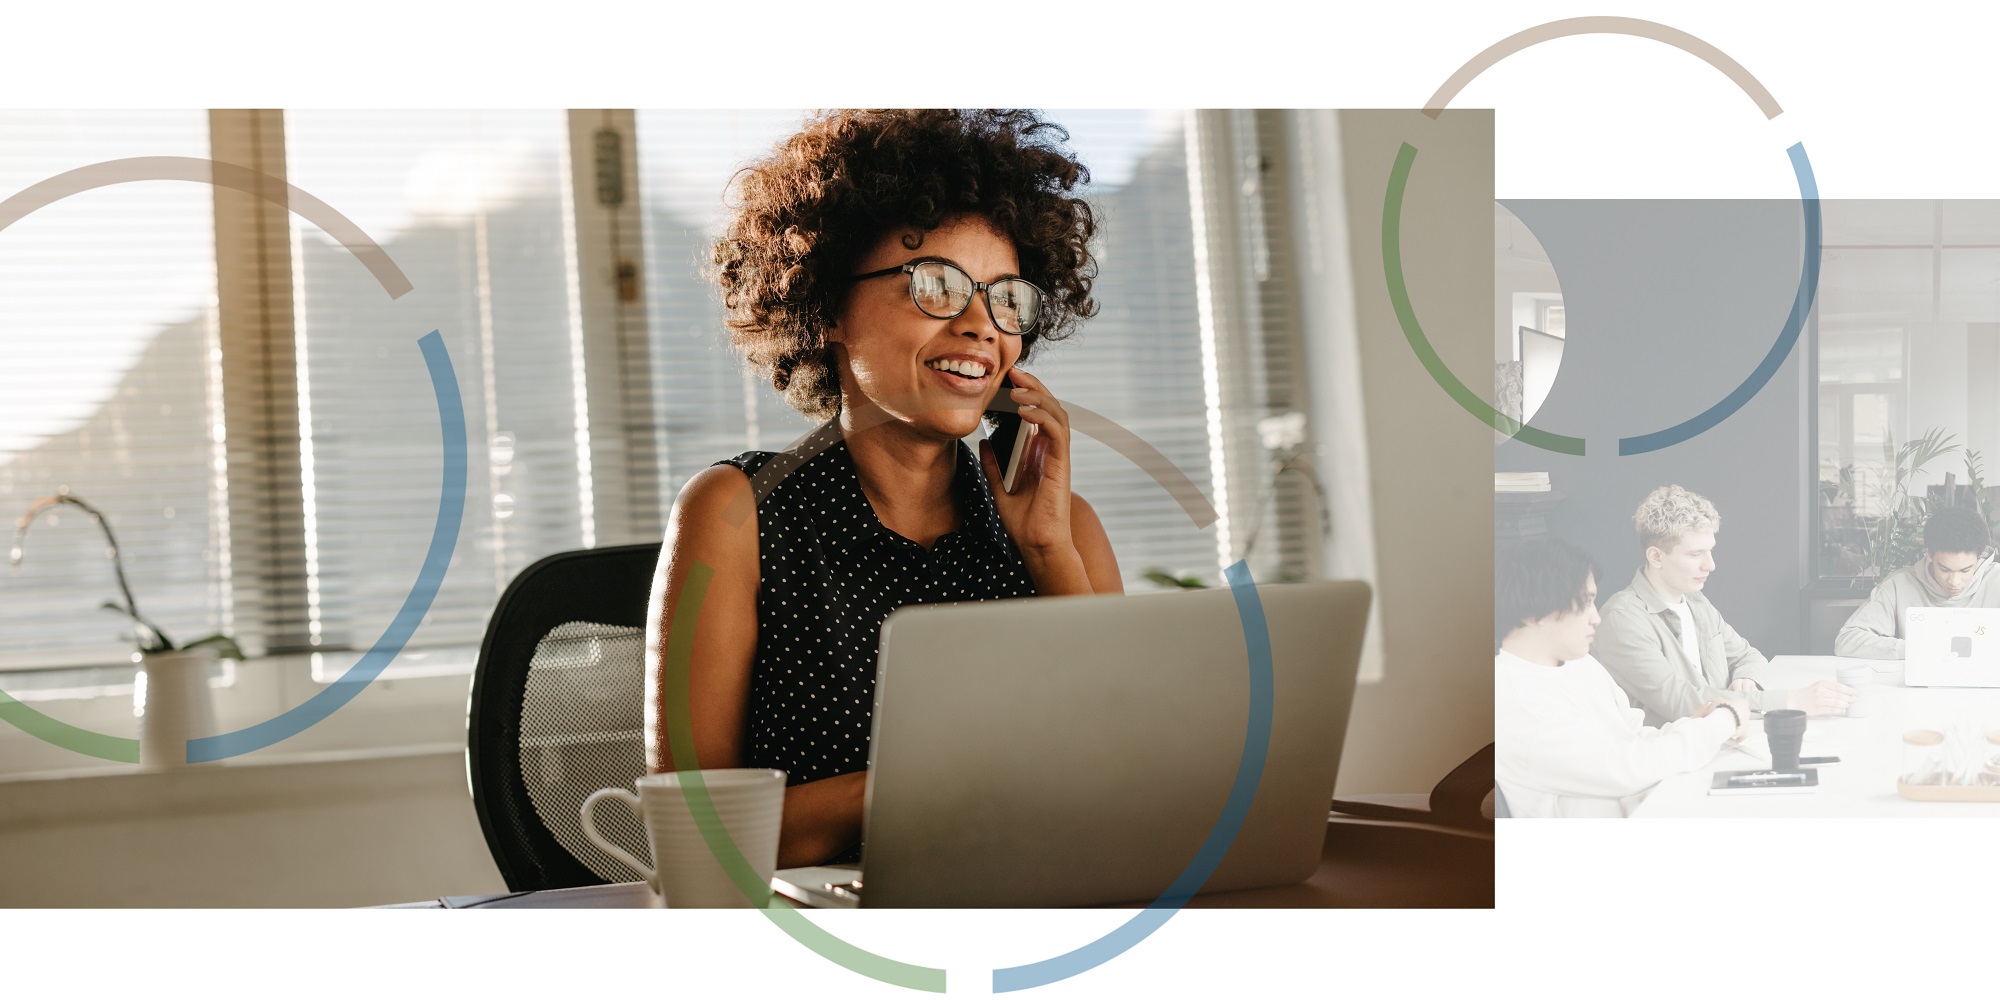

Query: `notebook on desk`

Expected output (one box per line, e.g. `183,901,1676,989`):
788,581,1370,909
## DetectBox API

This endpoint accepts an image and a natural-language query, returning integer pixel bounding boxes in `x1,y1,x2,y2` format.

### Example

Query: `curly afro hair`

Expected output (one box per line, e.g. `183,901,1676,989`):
710,109,1100,419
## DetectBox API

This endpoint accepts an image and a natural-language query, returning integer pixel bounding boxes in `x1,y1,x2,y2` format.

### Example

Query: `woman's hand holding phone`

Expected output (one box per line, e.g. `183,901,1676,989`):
979,369,1091,594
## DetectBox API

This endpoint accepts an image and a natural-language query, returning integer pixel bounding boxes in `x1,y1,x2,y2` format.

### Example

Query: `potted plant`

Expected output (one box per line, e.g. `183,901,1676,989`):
10,493,243,767
1834,428,2000,585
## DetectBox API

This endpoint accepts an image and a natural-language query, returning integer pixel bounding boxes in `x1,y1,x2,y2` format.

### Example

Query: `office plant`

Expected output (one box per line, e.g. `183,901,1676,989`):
1965,448,2000,541
1831,427,2000,584
9,493,242,659
11,493,242,766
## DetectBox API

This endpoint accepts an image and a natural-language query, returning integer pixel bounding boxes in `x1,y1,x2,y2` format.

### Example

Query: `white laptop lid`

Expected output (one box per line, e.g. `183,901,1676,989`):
856,580,1370,908
1905,606,2000,687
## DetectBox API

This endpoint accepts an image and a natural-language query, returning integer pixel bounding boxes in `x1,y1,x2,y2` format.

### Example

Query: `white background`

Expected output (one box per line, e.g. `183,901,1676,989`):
6,1,1999,996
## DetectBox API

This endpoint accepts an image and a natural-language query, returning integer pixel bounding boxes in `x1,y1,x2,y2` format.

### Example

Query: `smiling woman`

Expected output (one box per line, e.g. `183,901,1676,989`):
645,110,1123,867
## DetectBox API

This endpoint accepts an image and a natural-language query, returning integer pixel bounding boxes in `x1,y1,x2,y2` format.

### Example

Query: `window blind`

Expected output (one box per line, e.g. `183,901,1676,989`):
282,111,589,651
632,110,820,512
0,111,224,669
1031,110,1223,585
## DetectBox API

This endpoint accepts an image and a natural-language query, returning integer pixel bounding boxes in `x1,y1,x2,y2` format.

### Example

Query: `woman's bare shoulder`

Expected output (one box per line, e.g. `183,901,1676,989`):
666,465,760,566
1067,492,1123,594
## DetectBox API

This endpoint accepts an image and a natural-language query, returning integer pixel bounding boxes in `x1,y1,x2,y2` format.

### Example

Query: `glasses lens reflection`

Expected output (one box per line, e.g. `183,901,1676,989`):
990,278,1040,333
910,262,973,318
903,261,1042,334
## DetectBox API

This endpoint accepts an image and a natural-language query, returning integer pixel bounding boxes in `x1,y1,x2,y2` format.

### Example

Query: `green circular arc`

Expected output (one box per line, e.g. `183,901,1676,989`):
663,560,947,993
1382,142,1587,456
0,690,138,762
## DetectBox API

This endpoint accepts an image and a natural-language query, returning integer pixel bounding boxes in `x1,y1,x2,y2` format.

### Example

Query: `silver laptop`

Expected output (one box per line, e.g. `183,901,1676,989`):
1905,606,2000,687
777,580,1369,908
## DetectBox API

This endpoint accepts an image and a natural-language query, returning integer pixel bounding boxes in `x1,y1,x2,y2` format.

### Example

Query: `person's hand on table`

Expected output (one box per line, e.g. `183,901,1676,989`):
1719,695,1750,741
1727,678,1760,696
1785,679,1857,717
1695,698,1750,742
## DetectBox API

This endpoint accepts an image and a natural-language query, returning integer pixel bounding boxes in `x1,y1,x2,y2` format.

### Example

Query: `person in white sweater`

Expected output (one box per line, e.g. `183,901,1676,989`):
1836,505,1998,659
1496,536,1745,818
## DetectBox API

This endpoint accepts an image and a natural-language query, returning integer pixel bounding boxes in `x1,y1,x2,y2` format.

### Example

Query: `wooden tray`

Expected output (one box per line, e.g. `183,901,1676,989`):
1897,781,2000,802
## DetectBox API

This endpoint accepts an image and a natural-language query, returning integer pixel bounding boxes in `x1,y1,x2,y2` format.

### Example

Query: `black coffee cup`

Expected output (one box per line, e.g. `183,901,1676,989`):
1764,709,1808,771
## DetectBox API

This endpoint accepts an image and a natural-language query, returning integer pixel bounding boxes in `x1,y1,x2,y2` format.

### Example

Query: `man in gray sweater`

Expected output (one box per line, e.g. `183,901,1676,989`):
1593,485,1854,726
1836,506,1998,658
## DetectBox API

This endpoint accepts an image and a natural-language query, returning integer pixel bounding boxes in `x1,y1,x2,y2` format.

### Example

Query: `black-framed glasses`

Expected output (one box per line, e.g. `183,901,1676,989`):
850,258,1045,335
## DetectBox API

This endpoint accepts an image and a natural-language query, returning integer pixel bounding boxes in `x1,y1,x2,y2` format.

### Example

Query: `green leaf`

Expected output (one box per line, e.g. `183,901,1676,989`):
178,634,247,661
1856,426,1966,582
99,600,172,653
1141,569,1206,590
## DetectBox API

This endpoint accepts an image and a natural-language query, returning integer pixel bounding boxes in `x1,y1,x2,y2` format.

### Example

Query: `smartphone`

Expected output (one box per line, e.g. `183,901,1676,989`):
986,374,1033,493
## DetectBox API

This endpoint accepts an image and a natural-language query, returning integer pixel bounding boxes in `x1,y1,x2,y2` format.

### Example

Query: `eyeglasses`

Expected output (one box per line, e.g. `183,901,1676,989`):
849,258,1045,336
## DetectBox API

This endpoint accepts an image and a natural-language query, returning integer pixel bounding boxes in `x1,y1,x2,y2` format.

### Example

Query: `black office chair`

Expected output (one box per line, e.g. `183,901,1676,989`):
467,543,662,892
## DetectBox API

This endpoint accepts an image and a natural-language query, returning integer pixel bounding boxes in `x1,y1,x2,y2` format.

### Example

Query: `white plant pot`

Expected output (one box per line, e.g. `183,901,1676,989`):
137,648,218,769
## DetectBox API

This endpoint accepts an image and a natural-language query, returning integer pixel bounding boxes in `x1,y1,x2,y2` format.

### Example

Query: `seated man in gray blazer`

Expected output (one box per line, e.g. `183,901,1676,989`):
1593,485,1854,726
1837,506,1998,658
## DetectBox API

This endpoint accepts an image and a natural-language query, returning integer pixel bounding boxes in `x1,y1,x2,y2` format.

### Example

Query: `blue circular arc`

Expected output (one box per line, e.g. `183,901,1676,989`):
991,558,1274,993
188,330,466,762
1615,142,1821,455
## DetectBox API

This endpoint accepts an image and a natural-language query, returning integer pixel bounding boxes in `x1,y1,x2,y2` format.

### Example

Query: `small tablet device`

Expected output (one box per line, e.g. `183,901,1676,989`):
1708,769,1819,795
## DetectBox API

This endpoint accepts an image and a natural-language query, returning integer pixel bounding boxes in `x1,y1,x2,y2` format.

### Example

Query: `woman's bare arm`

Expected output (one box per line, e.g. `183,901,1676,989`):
1069,494,1123,595
646,465,761,776
645,464,867,867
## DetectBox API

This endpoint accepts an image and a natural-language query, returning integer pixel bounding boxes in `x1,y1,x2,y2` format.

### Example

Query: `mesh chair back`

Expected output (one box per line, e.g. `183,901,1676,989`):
468,543,663,891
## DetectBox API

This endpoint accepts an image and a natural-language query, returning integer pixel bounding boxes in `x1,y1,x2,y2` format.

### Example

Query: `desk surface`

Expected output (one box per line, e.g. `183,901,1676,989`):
1631,655,2000,817
389,815,1493,909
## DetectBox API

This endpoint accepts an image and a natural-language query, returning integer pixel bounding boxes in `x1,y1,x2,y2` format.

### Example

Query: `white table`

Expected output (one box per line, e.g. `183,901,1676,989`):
1631,655,2000,817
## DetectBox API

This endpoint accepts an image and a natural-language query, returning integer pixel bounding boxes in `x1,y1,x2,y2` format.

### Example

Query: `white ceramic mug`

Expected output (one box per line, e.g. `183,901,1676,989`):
1837,664,1874,718
580,769,786,908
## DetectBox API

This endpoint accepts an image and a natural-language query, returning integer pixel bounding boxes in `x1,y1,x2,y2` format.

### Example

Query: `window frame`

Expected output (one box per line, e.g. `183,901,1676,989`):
4,107,1341,676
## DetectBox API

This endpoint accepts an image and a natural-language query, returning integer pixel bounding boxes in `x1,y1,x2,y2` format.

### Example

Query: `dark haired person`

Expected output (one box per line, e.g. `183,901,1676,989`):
1836,506,1998,659
1593,485,1853,725
644,110,1122,867
1496,537,1744,818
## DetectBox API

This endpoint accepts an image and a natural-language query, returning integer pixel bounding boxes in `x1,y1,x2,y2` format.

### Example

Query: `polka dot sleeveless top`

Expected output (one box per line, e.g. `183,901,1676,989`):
715,419,1037,792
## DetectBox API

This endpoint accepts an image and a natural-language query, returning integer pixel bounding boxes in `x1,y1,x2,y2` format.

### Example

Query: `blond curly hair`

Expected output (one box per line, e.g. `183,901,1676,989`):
1634,485,1721,555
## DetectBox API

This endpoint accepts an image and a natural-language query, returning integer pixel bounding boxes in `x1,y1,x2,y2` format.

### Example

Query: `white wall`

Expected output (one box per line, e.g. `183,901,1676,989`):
1305,109,1495,795
0,663,505,906
0,747,503,906
1908,321,1971,492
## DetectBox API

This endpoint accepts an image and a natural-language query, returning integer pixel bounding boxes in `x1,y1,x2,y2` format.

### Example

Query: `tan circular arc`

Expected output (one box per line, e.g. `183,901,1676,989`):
1423,15,1785,120
0,155,412,299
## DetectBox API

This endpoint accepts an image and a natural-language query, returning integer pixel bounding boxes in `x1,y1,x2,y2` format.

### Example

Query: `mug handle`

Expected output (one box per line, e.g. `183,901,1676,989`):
579,787,656,886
